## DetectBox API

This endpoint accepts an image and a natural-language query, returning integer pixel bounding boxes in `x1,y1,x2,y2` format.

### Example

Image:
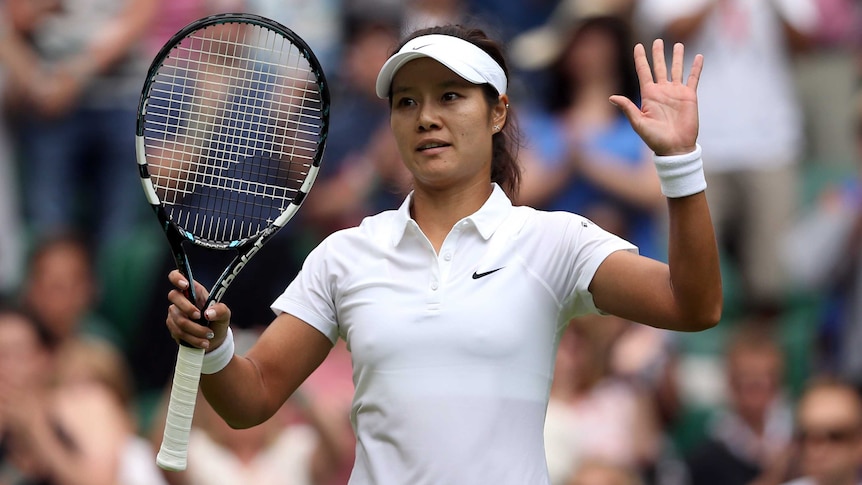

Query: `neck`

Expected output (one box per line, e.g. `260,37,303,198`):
410,181,493,252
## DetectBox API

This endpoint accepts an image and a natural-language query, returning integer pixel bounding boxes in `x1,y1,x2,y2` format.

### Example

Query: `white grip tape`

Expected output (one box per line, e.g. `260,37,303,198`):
653,144,706,198
156,345,205,471
201,327,235,375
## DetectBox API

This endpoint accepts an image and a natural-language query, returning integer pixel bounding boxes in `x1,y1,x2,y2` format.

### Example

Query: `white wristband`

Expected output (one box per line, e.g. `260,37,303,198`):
201,327,234,375
653,144,707,198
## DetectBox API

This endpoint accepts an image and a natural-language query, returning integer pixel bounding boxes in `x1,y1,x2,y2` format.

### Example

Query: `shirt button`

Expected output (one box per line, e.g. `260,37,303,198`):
431,281,439,290
443,253,452,261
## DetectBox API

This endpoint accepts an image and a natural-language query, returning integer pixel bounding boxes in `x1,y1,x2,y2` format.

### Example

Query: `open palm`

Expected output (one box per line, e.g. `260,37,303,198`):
611,39,703,156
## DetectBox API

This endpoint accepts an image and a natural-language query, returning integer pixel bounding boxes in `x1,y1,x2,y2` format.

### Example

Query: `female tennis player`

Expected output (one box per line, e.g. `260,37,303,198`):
164,24,721,485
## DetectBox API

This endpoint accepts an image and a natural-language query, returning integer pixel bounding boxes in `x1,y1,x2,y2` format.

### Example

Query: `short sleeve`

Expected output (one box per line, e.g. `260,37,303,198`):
566,217,639,317
271,241,340,344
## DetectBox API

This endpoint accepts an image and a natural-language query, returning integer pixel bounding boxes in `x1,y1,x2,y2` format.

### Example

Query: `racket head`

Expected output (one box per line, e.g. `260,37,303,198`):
135,13,329,250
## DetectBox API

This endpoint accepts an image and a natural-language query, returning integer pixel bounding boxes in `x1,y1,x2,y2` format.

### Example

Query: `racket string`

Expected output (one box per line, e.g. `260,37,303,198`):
142,21,325,244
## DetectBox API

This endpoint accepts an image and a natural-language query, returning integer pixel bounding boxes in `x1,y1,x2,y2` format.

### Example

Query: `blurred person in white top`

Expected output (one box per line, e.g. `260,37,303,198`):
635,0,819,317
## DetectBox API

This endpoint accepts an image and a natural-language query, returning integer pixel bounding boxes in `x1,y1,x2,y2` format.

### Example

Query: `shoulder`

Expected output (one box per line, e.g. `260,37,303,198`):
309,209,401,257
520,207,606,238
514,208,637,265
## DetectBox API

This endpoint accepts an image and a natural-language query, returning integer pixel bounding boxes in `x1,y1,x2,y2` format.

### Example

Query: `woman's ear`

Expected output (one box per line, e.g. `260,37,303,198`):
493,94,509,130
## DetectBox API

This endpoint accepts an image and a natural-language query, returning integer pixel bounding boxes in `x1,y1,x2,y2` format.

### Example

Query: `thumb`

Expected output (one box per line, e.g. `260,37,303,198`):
203,302,232,343
609,95,641,125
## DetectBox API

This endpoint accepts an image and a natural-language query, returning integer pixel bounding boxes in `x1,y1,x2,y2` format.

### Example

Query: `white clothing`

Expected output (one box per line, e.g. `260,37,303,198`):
185,425,318,485
636,0,816,171
118,435,170,485
272,184,637,485
544,381,646,485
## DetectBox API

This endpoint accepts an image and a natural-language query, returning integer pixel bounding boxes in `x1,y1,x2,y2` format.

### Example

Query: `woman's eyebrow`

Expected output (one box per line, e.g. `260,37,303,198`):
391,78,472,96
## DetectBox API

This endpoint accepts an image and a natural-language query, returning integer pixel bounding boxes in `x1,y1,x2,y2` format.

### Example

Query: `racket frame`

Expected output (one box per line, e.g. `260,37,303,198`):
135,12,329,472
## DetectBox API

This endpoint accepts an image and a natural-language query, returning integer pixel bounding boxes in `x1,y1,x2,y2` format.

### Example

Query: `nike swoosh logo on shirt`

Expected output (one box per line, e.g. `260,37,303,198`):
472,267,504,279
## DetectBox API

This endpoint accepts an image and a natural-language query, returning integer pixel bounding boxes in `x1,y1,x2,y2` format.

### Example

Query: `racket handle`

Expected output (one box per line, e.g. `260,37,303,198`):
157,345,205,471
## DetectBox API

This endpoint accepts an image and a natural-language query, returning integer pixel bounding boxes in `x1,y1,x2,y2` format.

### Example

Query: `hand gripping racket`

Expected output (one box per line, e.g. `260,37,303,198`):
135,13,329,471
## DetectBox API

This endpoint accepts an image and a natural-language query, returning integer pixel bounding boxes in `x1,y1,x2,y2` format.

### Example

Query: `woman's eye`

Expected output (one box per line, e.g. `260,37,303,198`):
395,97,416,108
442,92,460,101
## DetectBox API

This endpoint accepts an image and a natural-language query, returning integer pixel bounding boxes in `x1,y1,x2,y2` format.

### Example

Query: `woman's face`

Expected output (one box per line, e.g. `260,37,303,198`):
563,26,618,84
388,58,506,192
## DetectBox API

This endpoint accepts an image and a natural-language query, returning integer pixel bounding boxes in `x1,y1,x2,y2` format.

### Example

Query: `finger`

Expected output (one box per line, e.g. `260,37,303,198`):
687,53,705,91
632,43,653,92
167,270,209,307
168,288,202,320
652,39,668,82
167,305,214,349
671,42,684,83
168,270,190,291
203,303,232,331
192,280,210,308
609,95,642,128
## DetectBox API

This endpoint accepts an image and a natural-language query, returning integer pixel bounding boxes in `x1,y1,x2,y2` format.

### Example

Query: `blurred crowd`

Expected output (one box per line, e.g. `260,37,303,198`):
1,0,862,484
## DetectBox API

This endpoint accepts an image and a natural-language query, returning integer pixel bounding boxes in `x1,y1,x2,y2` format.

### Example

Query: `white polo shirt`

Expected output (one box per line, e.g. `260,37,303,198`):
271,184,637,485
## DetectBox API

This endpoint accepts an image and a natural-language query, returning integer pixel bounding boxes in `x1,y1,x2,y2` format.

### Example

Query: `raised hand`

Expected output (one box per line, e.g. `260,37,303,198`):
610,39,703,156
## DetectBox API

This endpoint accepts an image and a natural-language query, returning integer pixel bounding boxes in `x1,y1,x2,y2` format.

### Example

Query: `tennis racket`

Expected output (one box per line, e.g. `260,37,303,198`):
135,13,329,472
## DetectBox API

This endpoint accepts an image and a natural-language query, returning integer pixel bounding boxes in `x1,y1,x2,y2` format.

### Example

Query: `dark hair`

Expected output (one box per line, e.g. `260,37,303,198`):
388,24,523,200
0,300,59,351
544,15,640,113
26,230,95,276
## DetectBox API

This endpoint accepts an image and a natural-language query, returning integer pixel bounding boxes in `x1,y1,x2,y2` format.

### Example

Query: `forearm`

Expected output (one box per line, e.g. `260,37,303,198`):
199,316,333,429
0,24,42,91
665,192,722,327
199,355,283,429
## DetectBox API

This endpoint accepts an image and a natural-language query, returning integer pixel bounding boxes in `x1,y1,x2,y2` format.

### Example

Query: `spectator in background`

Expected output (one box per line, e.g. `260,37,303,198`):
782,377,862,485
144,0,245,58
0,0,49,297
0,305,56,485
780,89,862,386
243,0,343,72
635,0,819,317
812,0,862,54
544,316,664,485
465,0,560,44
148,328,353,485
566,458,644,485
19,232,123,349
12,0,157,258
685,322,796,485
513,12,666,260
400,0,467,35
303,11,409,236
1,325,167,485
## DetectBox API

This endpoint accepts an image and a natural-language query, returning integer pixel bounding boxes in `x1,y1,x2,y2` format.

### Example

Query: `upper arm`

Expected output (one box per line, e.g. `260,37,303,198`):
243,313,335,416
588,249,691,331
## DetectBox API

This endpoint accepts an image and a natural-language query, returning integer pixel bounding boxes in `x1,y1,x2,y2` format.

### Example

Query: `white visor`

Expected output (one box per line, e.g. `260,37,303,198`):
375,34,507,99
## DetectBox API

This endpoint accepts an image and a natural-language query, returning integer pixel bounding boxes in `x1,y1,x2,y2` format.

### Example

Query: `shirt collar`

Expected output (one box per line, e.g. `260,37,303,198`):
391,183,513,246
